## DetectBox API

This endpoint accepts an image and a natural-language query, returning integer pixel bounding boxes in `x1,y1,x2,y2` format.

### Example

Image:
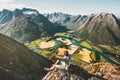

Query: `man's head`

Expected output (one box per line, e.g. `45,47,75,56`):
64,51,69,56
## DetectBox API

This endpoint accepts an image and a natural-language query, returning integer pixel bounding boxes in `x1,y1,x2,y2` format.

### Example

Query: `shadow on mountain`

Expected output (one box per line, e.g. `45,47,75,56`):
0,33,52,80
44,25,69,35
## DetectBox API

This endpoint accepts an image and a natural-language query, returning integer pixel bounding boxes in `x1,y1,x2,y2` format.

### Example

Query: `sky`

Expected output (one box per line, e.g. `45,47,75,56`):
0,0,120,16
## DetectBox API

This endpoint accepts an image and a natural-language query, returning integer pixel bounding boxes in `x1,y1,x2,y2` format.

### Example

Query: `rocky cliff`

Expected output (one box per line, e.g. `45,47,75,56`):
42,64,109,80
84,62,120,80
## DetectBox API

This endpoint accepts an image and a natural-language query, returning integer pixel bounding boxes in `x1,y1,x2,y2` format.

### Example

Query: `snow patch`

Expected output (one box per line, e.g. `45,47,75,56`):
22,11,38,15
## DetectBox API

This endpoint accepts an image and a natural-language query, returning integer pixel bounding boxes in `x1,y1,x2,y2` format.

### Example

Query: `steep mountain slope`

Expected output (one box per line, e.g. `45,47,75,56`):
0,33,52,80
0,8,68,43
44,12,75,26
74,13,120,45
67,15,88,30
0,16,49,42
0,9,13,24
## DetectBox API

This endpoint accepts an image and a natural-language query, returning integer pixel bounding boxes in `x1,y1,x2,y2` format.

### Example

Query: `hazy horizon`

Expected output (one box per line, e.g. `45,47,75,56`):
0,0,120,17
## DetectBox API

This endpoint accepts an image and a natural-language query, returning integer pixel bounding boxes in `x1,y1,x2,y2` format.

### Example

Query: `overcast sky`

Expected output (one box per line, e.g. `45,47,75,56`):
0,0,119,16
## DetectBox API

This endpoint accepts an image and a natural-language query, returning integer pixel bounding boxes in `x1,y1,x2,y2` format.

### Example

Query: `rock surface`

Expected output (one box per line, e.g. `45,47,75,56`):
42,65,106,80
44,12,75,26
84,62,120,80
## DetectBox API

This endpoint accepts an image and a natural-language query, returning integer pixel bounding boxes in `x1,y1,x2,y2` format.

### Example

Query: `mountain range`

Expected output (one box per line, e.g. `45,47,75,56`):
0,8,120,80
0,8,68,43
0,8,120,45
44,12,76,26
45,12,120,46
1,33,120,80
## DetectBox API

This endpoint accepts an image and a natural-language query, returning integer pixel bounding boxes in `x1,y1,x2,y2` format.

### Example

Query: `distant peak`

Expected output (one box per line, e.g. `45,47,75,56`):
22,7,32,11
22,8,37,12
21,7,39,15
95,12,114,16
2,9,11,12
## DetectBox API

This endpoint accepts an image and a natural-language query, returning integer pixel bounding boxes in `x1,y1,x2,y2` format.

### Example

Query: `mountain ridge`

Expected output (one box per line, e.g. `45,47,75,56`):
0,8,68,43
45,12,120,45
73,13,120,46
43,12,76,26
0,8,120,45
0,33,52,80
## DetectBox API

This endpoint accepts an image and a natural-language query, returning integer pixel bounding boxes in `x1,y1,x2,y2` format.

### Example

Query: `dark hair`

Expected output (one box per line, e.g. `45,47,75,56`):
64,51,69,56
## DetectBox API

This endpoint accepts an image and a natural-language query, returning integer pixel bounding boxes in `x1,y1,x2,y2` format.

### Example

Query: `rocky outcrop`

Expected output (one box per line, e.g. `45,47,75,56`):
84,62,120,80
42,65,106,80
42,62,120,80
0,9,13,24
42,70,82,80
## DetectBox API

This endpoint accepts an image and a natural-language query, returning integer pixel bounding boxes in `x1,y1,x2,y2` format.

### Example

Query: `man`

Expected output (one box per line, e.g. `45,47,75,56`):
44,46,82,71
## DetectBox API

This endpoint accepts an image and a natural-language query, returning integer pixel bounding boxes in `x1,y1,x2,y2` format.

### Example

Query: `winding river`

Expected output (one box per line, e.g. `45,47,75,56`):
35,36,120,66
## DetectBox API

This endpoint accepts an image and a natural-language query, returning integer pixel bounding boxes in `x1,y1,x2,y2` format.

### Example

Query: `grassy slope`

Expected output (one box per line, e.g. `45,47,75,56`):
0,34,52,80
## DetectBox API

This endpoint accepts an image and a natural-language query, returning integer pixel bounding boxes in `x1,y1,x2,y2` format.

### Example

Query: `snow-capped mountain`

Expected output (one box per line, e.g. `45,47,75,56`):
44,12,76,26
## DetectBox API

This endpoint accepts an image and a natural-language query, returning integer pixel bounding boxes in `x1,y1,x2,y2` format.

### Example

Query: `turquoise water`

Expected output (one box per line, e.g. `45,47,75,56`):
34,36,120,66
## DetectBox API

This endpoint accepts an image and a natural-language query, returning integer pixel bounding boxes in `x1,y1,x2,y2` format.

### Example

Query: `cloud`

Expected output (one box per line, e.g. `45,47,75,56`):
0,0,14,3
0,0,27,10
